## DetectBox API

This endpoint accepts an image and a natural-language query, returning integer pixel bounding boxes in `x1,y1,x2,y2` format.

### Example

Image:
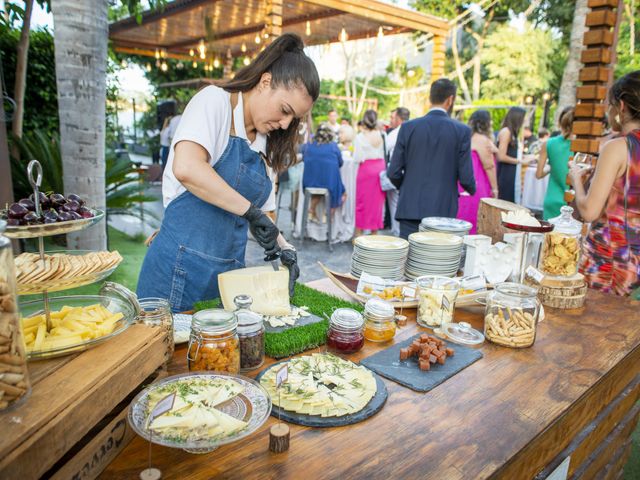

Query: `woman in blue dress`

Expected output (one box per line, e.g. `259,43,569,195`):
137,34,320,312
302,123,346,221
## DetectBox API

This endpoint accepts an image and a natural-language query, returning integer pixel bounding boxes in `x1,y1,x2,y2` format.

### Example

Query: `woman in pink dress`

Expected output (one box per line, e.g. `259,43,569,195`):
354,109,386,236
457,110,499,233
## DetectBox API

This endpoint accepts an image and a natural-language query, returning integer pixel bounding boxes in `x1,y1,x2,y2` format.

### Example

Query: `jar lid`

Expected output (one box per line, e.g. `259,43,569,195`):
548,206,582,235
495,282,538,298
416,275,460,291
331,308,364,329
192,309,237,333
442,322,485,345
364,297,395,320
100,281,142,316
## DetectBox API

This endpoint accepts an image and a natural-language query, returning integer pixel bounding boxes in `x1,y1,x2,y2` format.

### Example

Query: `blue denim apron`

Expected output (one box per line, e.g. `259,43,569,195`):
137,106,271,312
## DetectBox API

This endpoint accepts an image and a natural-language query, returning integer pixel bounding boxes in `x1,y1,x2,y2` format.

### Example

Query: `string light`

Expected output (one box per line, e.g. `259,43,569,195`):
160,61,168,72
189,49,194,57
176,61,184,70
254,33,261,44
377,26,384,40
263,32,269,40
243,56,250,66
213,57,220,68
192,61,198,68
339,27,348,43
154,48,160,59
145,63,152,72
120,59,128,68
198,39,206,59
305,20,311,36
241,42,247,52
160,49,166,59
200,51,206,60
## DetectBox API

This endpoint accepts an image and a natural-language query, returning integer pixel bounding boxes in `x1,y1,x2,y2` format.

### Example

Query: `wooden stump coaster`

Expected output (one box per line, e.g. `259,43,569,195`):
539,273,587,309
269,423,290,453
140,467,162,480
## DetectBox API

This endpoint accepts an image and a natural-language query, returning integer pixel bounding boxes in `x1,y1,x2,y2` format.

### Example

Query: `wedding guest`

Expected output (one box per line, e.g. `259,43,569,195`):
497,107,528,202
385,107,410,237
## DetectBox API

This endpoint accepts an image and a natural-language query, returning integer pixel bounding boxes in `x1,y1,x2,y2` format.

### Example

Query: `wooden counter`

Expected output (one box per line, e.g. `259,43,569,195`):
102,280,640,479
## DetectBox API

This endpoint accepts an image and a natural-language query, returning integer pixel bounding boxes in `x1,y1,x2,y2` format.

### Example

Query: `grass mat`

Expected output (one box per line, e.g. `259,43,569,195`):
193,283,362,358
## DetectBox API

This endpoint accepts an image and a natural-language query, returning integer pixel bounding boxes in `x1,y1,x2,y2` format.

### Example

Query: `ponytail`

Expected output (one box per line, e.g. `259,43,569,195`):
220,33,320,172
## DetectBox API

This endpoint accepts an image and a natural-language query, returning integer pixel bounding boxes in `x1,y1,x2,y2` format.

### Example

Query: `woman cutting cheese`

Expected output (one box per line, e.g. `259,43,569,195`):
137,34,319,312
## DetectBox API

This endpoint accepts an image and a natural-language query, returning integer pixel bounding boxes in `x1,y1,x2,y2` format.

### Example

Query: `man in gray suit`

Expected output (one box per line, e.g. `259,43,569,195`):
387,79,476,239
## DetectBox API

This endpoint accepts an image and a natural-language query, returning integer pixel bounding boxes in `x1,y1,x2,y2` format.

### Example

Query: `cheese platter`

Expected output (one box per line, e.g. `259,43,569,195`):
256,353,388,427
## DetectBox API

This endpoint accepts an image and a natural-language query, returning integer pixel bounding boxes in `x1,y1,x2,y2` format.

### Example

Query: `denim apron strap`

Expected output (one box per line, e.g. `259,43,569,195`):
136,92,272,312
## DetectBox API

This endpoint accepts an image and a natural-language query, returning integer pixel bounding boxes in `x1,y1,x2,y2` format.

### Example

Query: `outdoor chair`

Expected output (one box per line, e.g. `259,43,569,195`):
300,187,333,252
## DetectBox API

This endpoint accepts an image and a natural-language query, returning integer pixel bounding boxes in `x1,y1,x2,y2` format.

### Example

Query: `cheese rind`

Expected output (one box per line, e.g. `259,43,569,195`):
218,266,290,316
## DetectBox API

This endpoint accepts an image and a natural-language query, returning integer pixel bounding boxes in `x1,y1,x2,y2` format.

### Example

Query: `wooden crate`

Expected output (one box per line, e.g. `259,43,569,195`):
0,324,168,480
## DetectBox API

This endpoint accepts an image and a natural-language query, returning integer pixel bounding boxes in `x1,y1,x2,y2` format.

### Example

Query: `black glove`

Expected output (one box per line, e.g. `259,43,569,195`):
242,204,280,256
280,248,299,298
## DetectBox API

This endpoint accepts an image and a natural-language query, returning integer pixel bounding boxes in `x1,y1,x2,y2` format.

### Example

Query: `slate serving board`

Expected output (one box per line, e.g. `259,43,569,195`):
263,312,325,334
360,334,483,393
255,359,388,428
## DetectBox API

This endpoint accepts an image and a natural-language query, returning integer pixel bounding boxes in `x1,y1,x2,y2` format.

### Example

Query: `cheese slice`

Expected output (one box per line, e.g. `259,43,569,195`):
218,266,290,316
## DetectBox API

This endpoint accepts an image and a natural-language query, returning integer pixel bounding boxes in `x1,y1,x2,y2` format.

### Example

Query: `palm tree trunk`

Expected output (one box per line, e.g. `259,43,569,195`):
52,0,108,250
556,0,589,124
11,0,33,140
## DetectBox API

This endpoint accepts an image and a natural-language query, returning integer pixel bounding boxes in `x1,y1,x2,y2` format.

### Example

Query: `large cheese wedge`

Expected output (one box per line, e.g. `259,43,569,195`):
218,266,290,316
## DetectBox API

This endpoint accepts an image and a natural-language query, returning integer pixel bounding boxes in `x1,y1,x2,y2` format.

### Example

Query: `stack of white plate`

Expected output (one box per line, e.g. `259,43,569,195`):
350,235,409,280
406,232,463,279
419,217,472,236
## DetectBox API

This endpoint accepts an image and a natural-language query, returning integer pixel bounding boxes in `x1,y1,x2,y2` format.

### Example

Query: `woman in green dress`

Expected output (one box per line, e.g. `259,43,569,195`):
536,107,574,219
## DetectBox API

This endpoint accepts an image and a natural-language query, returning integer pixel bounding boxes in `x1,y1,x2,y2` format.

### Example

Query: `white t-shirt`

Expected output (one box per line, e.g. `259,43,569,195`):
386,126,399,159
162,86,267,207
167,114,182,143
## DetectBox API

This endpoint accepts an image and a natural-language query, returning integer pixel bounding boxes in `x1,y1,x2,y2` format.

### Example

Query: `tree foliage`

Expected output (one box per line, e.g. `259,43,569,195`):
481,23,557,101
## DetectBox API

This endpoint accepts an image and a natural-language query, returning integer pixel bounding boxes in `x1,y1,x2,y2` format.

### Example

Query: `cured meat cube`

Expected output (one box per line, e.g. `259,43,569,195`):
429,354,437,364
437,355,446,365
419,359,430,371
420,334,430,343
399,347,410,360
445,348,455,357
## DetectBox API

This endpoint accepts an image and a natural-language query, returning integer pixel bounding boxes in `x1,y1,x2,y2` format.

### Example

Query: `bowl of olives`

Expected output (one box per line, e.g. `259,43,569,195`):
1,192,104,238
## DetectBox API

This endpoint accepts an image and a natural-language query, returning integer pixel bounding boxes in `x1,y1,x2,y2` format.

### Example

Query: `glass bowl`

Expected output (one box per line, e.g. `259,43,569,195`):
19,293,135,359
127,372,272,454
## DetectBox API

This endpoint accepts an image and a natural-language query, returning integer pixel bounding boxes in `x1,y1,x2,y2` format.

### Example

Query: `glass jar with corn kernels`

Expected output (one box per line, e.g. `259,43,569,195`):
187,309,240,373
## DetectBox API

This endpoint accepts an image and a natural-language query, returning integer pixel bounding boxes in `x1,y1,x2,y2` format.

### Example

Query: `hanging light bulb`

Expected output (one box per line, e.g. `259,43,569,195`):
154,48,160,59
192,61,198,68
161,48,167,59
145,63,152,72
263,32,269,40
305,20,311,36
254,33,261,44
160,61,168,72
176,61,184,70
189,48,194,57
241,42,247,53
198,38,206,59
377,26,384,40
339,27,348,43
120,59,128,68
213,57,220,68
204,64,209,72
155,59,161,67
243,56,250,66
200,50,206,60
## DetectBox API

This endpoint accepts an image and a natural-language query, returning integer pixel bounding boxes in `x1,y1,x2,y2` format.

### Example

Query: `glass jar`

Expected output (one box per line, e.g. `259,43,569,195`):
0,220,31,411
234,295,265,371
187,309,240,373
416,276,460,328
363,297,396,343
484,282,540,348
137,298,174,361
327,308,364,354
539,206,582,277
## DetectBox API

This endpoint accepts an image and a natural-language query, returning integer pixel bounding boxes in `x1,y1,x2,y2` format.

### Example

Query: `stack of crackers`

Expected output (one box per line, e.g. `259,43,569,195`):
14,251,123,289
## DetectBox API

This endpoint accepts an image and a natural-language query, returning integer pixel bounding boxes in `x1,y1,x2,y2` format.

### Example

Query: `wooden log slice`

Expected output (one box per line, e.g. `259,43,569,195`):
269,423,290,453
540,294,587,309
477,198,529,243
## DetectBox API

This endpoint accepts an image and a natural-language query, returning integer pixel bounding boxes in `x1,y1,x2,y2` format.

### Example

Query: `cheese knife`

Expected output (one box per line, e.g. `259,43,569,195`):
264,251,280,271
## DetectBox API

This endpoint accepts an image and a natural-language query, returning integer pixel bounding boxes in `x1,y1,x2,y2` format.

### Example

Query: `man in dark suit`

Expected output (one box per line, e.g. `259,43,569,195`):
387,78,476,239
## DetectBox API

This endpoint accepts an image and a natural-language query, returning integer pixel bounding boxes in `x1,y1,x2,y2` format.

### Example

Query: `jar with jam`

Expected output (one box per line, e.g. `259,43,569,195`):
187,309,240,373
327,308,364,354
234,295,265,371
363,297,396,343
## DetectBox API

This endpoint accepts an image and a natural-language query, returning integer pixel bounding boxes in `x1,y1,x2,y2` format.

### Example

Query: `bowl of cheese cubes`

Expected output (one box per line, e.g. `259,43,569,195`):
19,292,136,359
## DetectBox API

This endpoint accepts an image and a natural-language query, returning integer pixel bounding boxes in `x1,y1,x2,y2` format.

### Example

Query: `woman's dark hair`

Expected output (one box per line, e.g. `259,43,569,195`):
362,110,378,130
608,70,640,122
220,33,320,172
558,106,575,139
468,110,492,138
501,107,526,146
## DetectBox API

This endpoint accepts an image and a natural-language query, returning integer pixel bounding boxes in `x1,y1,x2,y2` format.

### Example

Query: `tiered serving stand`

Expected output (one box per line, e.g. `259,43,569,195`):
3,160,135,359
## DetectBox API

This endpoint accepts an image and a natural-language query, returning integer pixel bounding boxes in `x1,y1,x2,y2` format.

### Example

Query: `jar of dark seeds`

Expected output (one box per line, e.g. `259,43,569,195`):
234,295,265,371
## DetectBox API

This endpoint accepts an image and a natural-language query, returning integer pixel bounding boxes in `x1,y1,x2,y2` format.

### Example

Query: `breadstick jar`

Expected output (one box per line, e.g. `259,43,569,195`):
539,206,582,277
484,283,540,348
187,309,240,373
0,220,31,410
